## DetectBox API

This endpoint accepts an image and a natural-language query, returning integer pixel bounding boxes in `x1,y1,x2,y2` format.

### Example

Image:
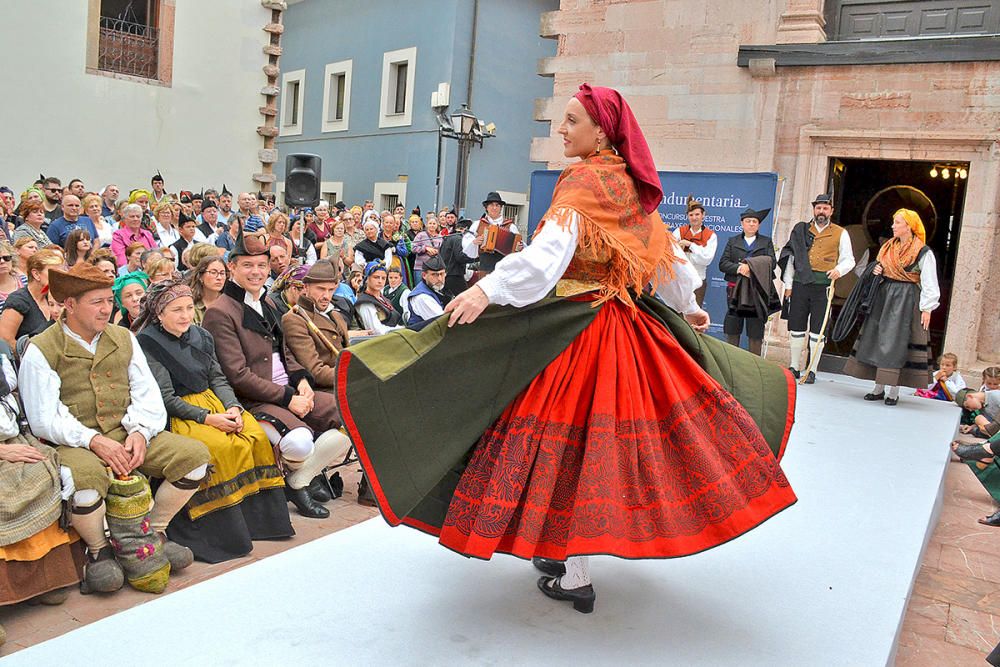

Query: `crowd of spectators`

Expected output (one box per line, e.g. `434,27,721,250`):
0,173,476,645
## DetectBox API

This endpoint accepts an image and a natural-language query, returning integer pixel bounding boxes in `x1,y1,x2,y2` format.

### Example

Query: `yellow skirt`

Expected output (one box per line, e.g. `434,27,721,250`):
172,390,285,520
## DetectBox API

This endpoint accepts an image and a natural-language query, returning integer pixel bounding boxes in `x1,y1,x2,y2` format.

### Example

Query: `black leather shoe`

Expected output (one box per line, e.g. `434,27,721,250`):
329,471,344,498
532,557,566,577
979,510,1000,527
357,474,377,507
804,371,816,384
864,391,885,401
788,367,800,380
884,397,898,406
537,575,596,614
308,474,333,503
285,485,330,519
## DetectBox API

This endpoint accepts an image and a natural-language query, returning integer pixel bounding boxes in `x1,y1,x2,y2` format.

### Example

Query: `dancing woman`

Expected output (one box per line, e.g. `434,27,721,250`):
337,84,797,614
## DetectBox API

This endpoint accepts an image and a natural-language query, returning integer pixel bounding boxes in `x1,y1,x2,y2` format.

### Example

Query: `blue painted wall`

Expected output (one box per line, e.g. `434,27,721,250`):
277,0,557,217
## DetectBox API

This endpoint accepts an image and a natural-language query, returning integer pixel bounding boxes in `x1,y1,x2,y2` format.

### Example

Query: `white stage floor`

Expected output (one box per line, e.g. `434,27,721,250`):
4,373,959,666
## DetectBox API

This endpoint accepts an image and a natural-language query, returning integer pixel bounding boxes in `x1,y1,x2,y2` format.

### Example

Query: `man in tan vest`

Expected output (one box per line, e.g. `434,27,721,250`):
20,264,210,594
778,194,855,383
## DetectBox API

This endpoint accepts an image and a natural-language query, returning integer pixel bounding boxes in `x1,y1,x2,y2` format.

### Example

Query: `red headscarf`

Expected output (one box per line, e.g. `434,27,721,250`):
574,83,662,214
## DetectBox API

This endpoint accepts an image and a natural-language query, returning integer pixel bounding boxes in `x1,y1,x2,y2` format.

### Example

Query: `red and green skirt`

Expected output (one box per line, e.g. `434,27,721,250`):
337,295,796,561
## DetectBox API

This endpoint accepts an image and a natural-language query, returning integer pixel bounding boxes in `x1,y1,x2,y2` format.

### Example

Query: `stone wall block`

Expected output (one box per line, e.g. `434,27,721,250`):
258,148,278,163
260,85,280,97
253,172,277,184
257,125,280,138
261,0,287,10
262,44,283,56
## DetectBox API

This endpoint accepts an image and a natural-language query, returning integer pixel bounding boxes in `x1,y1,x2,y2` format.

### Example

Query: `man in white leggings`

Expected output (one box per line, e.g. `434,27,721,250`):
203,227,351,519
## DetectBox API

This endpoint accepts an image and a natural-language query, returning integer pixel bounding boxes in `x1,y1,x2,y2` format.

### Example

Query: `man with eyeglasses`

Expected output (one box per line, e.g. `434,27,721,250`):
46,195,98,246
41,176,63,223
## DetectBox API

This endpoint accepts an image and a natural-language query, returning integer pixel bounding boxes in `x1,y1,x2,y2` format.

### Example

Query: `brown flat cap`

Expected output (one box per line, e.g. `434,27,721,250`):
48,263,114,302
303,259,339,283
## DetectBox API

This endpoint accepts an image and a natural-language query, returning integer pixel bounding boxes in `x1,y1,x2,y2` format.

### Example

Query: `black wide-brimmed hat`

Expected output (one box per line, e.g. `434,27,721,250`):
811,193,833,206
482,191,506,207
739,207,771,222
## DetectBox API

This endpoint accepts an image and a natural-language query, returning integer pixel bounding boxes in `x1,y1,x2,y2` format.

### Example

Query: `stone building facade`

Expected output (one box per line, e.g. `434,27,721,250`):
533,0,1000,373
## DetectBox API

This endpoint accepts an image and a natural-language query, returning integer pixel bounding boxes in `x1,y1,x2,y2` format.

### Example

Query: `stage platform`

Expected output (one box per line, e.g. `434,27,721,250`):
3,373,959,666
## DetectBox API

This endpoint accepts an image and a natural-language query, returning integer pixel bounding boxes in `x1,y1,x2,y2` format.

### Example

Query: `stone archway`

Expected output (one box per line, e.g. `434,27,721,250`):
776,128,1000,369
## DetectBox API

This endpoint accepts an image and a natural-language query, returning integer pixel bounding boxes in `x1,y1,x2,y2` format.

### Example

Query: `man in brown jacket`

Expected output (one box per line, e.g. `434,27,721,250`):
202,229,351,519
282,260,350,392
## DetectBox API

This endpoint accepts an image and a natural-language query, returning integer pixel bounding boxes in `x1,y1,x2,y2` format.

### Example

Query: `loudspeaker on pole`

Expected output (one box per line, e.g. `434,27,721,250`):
285,153,322,208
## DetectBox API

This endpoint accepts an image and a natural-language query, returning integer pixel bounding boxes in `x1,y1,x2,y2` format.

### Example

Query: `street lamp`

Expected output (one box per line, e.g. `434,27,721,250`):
434,104,495,214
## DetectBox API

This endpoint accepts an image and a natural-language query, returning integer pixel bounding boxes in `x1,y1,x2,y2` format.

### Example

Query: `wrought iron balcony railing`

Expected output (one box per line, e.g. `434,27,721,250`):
98,16,159,79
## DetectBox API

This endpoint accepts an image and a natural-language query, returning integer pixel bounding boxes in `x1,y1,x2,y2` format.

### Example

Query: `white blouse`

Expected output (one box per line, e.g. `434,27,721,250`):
20,325,167,449
476,209,701,315
917,250,940,312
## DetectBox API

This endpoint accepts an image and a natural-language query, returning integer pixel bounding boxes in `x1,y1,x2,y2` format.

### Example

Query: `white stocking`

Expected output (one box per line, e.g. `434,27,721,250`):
560,556,591,589
789,332,807,371
886,385,900,400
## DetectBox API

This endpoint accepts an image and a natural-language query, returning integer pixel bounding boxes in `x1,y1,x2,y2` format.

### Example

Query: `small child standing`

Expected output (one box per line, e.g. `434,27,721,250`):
916,352,966,401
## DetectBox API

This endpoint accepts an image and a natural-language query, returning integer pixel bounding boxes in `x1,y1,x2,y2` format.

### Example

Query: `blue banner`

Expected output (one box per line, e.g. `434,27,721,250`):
528,170,780,340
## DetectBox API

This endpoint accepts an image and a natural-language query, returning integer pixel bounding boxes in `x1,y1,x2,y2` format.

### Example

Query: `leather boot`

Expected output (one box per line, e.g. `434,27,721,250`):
308,474,333,503
357,474,377,507
80,546,125,594
286,485,330,519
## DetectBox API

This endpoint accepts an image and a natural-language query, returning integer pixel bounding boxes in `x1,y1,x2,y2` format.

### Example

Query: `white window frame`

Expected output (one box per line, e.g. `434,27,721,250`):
321,60,352,133
497,190,528,233
373,182,407,212
320,181,345,208
279,68,306,137
378,47,416,128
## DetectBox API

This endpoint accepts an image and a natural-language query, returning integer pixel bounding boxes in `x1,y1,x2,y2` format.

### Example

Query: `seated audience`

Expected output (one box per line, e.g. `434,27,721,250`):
89,250,118,281
383,266,410,321
112,270,149,329
145,256,176,284
916,352,966,400
406,255,451,328
83,193,116,248
134,280,292,562
355,261,404,335
0,353,82,642
282,260,350,393
13,237,39,276
118,241,146,277
0,242,24,311
268,263,308,318
63,228,93,268
188,255,227,325
202,228,352,518
19,264,210,593
11,201,51,249
0,249,63,348
111,204,157,266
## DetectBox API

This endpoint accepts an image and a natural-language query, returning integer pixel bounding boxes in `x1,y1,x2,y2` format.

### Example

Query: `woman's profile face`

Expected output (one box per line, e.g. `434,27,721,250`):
892,214,910,239
558,97,603,160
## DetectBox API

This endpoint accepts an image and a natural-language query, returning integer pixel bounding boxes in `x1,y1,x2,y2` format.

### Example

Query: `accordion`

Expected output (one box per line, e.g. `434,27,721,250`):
479,223,522,256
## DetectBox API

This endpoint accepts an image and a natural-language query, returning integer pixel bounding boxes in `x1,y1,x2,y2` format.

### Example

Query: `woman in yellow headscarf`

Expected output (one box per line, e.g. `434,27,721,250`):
844,208,940,405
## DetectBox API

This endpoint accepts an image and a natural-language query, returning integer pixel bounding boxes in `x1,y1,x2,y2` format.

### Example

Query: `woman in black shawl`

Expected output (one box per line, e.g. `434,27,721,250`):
134,280,293,562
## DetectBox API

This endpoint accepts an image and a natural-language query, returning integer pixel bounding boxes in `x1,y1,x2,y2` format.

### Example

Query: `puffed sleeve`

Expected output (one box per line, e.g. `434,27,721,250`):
475,209,579,307
918,250,940,312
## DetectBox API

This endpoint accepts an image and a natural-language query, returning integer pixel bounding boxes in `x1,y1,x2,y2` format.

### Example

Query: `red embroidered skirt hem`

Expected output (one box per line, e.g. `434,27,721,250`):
430,300,796,561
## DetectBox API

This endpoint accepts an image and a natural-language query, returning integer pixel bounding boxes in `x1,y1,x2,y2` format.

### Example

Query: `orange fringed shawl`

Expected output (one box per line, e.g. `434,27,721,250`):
540,151,677,306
